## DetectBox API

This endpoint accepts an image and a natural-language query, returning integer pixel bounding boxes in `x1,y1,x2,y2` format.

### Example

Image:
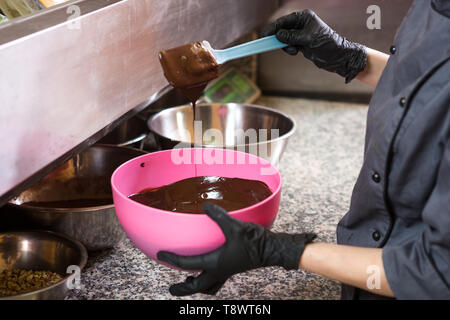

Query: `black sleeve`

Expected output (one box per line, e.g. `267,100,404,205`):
383,137,450,299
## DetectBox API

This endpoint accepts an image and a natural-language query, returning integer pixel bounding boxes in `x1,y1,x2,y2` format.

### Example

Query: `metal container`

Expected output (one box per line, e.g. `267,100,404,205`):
148,103,296,164
0,230,87,300
4,145,147,251
98,116,149,149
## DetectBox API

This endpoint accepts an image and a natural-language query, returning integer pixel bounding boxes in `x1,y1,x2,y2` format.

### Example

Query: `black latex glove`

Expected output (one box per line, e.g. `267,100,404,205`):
263,10,367,83
157,203,316,296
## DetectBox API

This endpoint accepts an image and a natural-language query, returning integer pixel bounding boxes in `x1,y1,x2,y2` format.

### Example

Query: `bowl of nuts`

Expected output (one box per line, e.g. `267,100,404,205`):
0,230,87,300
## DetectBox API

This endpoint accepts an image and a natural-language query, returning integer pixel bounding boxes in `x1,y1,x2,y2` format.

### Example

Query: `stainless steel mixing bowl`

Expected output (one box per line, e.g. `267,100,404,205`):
5,145,147,251
0,230,87,300
98,116,149,149
148,103,296,164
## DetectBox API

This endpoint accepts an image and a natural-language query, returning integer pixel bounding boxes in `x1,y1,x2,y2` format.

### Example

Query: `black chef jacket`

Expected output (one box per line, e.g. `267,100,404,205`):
336,0,450,300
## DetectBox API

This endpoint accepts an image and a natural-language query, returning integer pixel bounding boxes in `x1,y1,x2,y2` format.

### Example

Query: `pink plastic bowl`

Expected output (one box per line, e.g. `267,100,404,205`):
111,148,281,267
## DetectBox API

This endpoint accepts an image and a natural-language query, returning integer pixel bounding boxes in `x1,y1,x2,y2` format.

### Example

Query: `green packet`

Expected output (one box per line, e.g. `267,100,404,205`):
0,14,8,24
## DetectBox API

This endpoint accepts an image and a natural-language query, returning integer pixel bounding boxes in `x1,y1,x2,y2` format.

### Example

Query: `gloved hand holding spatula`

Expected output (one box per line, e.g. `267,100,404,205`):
159,9,366,93
263,9,367,83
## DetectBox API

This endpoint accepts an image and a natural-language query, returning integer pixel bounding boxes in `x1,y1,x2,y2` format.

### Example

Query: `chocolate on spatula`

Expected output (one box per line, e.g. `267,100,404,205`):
159,36,288,119
159,41,219,104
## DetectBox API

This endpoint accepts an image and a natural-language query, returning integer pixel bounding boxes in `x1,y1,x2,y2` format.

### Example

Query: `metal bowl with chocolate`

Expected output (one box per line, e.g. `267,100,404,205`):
4,145,147,251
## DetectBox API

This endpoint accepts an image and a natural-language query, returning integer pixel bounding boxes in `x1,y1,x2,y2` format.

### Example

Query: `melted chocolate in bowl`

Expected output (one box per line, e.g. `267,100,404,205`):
129,176,272,214
159,41,220,120
18,177,114,209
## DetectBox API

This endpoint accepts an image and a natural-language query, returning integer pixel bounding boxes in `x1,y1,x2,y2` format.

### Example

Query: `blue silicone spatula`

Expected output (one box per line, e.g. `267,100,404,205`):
208,35,288,64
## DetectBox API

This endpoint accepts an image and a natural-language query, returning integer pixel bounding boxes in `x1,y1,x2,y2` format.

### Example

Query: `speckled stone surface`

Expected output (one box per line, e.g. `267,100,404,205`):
67,96,368,300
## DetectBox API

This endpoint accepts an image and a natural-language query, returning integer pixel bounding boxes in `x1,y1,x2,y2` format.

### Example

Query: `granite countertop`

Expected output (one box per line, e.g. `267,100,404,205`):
67,96,368,300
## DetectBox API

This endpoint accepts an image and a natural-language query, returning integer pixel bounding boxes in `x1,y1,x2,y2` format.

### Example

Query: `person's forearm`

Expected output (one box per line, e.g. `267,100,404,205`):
356,48,390,88
299,242,394,297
